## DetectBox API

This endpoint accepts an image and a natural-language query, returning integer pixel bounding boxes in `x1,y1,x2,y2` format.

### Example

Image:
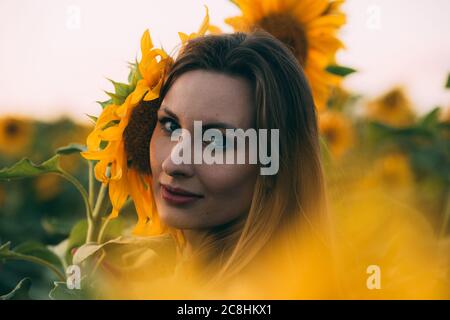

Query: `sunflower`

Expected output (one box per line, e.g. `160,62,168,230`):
362,153,415,193
0,116,33,157
366,87,416,126
81,8,213,238
225,0,346,111
318,110,353,159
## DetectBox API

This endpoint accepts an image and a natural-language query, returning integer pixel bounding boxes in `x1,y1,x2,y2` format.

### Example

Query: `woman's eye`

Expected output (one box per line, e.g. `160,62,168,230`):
159,118,179,134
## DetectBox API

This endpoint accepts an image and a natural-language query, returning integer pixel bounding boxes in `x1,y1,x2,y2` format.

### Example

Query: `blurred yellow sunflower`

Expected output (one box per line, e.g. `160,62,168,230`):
82,8,213,239
366,87,416,126
362,153,415,193
225,0,346,111
318,110,353,159
0,116,33,157
34,174,62,201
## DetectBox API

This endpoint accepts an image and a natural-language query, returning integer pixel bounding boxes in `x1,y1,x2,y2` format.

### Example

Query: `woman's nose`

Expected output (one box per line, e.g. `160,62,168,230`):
161,132,195,178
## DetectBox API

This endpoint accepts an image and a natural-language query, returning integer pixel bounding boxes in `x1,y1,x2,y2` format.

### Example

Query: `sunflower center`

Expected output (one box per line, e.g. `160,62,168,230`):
5,122,19,137
383,91,401,110
324,128,338,144
257,13,308,66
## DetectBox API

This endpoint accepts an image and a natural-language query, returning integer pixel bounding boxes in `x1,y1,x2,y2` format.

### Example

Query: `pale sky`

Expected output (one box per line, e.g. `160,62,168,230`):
0,0,449,122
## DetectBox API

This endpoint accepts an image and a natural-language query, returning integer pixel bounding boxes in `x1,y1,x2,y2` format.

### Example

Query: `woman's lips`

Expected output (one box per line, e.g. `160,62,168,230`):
160,183,203,205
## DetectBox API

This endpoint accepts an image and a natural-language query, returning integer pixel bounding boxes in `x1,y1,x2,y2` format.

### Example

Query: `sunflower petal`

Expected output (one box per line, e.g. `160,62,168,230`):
108,176,129,219
293,0,329,24
140,29,153,55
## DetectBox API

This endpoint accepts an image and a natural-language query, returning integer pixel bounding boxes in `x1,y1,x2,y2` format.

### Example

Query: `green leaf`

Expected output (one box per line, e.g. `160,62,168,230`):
419,107,440,129
65,220,88,264
0,241,12,255
96,99,113,109
108,79,133,98
56,143,87,155
49,281,85,300
0,155,62,180
13,241,64,271
104,91,124,105
127,60,142,88
326,65,357,77
85,113,98,123
0,278,32,300
0,241,65,281
446,73,450,89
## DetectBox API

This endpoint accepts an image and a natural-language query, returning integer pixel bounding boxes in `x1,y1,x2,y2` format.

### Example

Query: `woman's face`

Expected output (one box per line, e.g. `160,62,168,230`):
149,70,258,230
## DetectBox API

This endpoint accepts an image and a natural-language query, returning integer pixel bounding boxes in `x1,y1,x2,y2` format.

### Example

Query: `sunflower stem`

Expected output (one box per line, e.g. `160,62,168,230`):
97,218,111,244
86,181,109,243
88,161,95,209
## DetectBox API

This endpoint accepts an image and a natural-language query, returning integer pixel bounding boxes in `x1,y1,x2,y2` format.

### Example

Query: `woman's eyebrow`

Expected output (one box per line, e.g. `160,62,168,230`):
202,122,236,130
160,105,236,130
159,105,179,121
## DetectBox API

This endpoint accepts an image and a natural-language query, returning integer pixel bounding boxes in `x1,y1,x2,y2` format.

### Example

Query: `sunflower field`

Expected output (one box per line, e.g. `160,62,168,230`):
0,0,449,300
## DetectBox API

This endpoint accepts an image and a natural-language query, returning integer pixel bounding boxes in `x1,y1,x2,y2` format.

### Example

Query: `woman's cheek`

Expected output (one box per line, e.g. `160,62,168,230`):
198,163,258,195
150,131,170,174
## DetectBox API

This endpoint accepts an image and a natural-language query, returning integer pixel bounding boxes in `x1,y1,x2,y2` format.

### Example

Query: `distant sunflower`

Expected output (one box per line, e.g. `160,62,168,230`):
34,174,61,201
319,110,353,159
225,0,346,111
374,153,414,187
0,116,33,157
366,87,415,126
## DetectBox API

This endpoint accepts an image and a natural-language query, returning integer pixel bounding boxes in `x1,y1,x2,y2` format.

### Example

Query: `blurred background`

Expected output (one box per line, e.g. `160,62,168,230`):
0,0,449,299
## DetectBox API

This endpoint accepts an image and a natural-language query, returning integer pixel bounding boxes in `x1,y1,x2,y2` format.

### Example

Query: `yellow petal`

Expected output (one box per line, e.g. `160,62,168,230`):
208,24,222,34
128,170,167,236
293,0,328,24
140,29,153,56
108,176,129,219
197,5,210,36
143,78,162,101
178,32,189,45
98,125,123,141
307,14,346,30
224,16,251,32
130,80,149,105
94,160,110,183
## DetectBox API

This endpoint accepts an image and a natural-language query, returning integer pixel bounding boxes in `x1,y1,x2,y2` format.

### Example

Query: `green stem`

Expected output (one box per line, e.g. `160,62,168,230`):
86,182,108,243
5,255,65,282
57,171,93,221
93,182,108,219
97,218,111,244
88,161,95,209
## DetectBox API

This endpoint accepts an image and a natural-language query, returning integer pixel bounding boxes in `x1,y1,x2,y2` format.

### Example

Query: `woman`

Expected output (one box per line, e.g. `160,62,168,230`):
123,29,330,289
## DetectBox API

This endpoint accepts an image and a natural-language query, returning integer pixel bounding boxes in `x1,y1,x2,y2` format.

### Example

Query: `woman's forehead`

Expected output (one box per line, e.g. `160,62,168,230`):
161,70,255,128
